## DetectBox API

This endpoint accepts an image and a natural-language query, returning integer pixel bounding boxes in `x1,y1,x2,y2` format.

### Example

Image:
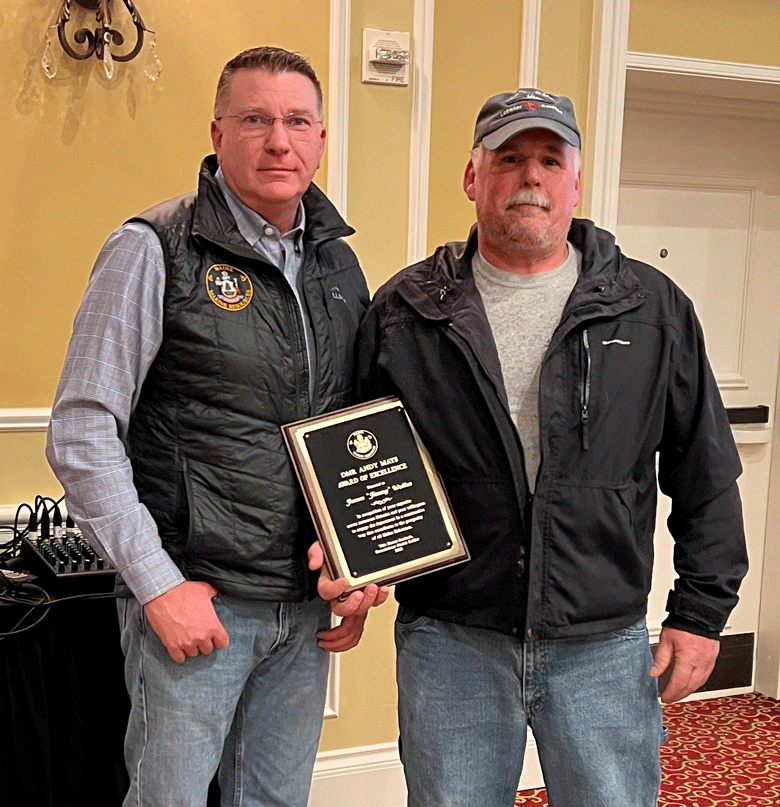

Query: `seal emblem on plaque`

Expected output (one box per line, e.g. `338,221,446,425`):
347,429,378,460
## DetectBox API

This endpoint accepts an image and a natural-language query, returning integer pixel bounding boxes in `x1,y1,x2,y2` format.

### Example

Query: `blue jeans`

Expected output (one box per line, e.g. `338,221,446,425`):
395,609,663,807
118,594,331,807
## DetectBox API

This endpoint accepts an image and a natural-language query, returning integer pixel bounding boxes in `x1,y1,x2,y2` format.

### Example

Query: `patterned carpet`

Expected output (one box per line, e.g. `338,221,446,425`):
515,692,780,806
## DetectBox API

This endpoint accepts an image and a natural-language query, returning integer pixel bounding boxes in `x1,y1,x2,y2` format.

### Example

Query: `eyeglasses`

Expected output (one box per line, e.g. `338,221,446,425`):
216,112,322,138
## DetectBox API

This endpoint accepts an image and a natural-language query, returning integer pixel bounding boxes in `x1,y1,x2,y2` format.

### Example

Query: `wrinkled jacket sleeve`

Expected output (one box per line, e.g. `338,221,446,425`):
658,297,748,638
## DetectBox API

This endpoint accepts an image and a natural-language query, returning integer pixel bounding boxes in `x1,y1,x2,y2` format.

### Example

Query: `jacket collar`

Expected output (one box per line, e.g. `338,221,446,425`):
394,217,651,387
568,218,641,296
191,155,354,259
396,227,510,405
398,218,647,321
556,219,645,324
395,226,479,321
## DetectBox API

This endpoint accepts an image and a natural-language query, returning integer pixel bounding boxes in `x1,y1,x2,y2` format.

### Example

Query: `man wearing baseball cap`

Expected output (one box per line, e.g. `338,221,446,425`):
355,89,747,805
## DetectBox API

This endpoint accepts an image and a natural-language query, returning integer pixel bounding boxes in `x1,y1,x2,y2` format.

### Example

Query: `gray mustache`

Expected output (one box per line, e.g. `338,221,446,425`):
505,189,550,210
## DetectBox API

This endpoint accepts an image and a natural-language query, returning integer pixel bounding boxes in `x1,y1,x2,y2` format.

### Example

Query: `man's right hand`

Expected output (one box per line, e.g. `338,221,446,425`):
143,580,230,663
307,541,390,617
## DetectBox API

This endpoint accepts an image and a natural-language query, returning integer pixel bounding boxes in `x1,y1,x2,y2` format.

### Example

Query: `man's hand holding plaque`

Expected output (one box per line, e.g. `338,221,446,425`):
307,541,391,651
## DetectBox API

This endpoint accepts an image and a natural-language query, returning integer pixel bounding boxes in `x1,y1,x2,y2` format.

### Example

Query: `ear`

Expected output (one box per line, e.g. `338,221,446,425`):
573,167,582,206
315,125,327,169
210,120,223,159
463,158,477,202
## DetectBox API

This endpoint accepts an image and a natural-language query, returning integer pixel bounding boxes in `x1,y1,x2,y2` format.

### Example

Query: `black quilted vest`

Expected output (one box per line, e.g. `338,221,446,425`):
126,156,368,600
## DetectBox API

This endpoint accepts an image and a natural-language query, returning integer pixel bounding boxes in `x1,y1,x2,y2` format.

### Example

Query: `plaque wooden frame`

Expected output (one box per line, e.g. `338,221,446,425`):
283,396,469,592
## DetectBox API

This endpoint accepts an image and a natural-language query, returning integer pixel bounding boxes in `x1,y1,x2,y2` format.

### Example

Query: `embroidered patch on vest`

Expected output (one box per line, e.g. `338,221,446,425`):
206,265,253,311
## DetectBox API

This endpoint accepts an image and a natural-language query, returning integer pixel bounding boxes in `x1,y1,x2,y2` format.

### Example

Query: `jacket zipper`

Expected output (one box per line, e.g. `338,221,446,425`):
580,328,591,450
283,277,311,417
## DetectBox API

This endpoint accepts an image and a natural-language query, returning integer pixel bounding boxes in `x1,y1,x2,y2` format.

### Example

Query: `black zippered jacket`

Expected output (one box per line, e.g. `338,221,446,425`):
356,219,747,639
126,156,369,601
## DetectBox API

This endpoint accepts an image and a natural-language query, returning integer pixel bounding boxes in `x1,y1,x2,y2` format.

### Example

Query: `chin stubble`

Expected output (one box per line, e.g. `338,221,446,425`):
499,189,553,248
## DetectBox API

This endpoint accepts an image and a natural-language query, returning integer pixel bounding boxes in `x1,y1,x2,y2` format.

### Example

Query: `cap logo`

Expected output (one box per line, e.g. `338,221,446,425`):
507,89,557,105
206,264,253,311
499,101,565,120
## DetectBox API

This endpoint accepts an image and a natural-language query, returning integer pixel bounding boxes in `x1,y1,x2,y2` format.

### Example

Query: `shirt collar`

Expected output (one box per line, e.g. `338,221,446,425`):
214,167,306,249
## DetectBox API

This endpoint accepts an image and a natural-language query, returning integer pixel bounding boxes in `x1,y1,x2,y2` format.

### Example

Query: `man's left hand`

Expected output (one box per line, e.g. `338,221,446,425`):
650,626,720,703
316,612,368,652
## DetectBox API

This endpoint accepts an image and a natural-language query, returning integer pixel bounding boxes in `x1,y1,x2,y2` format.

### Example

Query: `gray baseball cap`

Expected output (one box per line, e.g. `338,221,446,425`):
473,88,581,150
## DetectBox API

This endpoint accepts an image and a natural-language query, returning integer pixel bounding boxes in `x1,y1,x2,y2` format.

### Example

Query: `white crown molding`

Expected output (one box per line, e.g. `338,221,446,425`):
0,408,51,433
519,0,541,88
607,51,780,230
626,51,780,84
624,52,780,120
327,0,351,218
407,0,435,266
584,0,631,233
313,742,401,779
324,611,341,718
0,504,24,527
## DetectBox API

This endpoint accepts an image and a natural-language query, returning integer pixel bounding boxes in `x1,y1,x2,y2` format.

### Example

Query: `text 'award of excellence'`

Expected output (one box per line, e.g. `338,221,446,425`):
283,396,469,592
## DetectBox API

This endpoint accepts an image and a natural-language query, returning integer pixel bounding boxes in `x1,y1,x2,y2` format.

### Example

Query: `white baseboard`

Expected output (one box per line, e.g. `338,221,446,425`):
519,732,545,791
308,743,407,807
307,735,545,806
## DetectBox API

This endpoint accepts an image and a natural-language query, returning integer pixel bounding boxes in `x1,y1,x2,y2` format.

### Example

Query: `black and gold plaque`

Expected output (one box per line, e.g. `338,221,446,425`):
283,397,469,592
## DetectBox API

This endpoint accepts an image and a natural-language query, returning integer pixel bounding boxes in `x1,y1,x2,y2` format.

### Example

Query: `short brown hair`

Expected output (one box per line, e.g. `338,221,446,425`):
214,46,323,119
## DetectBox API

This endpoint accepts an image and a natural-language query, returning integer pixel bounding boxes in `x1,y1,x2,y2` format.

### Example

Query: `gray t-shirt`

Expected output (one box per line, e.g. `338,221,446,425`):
472,244,580,490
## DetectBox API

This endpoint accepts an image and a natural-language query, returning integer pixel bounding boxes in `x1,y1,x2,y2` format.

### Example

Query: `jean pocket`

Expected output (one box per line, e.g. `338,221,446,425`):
609,618,648,639
395,604,430,631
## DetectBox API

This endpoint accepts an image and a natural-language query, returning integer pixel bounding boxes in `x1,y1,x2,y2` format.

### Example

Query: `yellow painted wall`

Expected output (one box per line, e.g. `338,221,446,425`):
0,1,330,408
0,0,331,504
426,0,523,253
629,0,780,66
0,0,400,757
537,0,593,139
318,0,415,751
344,0,414,292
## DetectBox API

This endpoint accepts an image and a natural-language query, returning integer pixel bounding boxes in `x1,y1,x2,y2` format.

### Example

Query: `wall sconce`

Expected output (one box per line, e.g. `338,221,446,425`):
42,0,162,81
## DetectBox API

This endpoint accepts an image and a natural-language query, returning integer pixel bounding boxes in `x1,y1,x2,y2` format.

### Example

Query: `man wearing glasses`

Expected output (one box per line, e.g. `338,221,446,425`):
47,47,382,807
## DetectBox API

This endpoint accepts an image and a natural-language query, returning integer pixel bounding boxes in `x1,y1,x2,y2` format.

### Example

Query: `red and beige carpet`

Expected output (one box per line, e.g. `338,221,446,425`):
515,692,780,806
